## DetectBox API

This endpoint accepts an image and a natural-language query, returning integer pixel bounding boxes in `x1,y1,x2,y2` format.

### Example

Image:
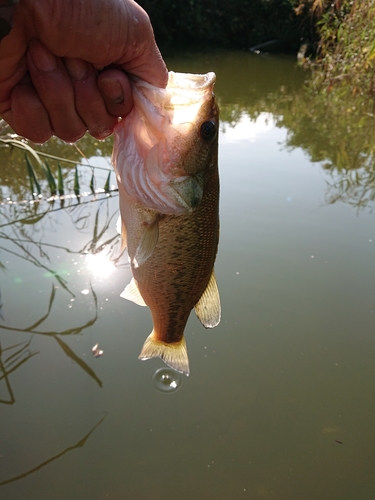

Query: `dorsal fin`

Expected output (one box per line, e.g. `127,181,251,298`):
194,270,221,328
120,278,147,306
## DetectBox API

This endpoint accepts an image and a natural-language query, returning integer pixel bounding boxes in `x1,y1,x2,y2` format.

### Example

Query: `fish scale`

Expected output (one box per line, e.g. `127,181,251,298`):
112,71,221,376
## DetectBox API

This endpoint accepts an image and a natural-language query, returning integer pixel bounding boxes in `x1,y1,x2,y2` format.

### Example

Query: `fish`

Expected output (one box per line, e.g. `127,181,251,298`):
111,71,220,376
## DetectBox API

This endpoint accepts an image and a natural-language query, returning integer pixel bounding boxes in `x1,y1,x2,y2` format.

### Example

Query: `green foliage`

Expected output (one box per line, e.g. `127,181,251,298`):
312,0,375,100
25,154,41,198
0,127,115,203
57,162,64,196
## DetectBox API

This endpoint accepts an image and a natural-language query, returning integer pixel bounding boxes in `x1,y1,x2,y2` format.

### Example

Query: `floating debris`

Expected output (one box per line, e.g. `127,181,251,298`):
92,343,103,358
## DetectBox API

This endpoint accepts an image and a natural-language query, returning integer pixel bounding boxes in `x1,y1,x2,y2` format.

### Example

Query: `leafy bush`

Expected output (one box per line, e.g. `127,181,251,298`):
312,0,375,98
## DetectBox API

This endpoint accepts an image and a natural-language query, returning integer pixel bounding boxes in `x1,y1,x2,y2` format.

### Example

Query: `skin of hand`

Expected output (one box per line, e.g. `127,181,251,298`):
0,0,168,143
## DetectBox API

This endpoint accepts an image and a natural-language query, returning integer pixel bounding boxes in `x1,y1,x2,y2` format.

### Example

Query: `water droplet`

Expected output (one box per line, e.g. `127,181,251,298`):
152,367,183,393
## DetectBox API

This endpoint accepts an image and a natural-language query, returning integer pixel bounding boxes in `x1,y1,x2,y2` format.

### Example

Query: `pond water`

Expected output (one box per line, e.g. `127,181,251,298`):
1,50,375,499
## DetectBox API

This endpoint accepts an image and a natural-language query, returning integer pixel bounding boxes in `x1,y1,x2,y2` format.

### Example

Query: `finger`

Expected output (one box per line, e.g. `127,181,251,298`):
116,1,168,88
97,69,133,118
64,58,119,140
27,39,86,143
2,77,53,143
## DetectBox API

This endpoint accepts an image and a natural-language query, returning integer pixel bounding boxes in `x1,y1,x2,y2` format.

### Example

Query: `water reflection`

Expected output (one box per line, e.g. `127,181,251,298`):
0,283,102,389
0,193,118,487
167,49,375,212
0,193,125,405
0,413,107,487
220,112,275,144
0,338,37,405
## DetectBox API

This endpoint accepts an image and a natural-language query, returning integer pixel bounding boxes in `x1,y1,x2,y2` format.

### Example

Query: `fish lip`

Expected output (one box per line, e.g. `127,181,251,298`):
168,72,216,92
131,71,216,93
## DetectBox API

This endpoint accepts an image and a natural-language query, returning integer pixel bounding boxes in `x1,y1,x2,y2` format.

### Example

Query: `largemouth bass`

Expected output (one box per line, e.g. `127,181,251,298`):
112,71,220,376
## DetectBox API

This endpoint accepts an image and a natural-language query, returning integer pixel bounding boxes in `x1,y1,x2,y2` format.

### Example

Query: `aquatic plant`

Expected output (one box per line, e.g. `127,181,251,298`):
0,119,116,203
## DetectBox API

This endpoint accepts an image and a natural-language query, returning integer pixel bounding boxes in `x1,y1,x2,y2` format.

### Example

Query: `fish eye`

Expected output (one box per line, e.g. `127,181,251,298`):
200,120,217,141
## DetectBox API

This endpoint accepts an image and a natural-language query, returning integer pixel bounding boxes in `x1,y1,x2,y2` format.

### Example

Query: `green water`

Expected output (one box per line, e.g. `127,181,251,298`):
1,50,375,499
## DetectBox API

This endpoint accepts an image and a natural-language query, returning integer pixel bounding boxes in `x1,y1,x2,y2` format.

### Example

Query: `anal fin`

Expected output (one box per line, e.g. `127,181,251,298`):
120,277,147,306
138,331,190,376
194,269,221,328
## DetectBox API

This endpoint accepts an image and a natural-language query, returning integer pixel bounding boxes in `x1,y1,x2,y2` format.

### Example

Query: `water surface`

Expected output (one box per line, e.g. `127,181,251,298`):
1,50,375,499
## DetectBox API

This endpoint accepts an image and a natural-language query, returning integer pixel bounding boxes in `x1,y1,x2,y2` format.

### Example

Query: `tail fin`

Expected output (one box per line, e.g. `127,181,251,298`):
138,332,190,376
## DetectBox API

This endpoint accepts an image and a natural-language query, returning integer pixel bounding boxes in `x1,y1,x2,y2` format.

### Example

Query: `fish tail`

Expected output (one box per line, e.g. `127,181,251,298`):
138,331,190,376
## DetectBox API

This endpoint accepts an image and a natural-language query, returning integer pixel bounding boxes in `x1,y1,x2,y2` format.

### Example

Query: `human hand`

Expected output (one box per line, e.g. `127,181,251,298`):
0,0,167,143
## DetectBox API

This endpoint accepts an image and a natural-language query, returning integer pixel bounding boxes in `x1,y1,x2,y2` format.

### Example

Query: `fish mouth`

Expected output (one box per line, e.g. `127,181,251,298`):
166,172,204,211
167,72,216,93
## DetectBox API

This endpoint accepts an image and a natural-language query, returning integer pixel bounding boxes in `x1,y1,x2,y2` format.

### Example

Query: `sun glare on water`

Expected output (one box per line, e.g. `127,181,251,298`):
85,252,116,278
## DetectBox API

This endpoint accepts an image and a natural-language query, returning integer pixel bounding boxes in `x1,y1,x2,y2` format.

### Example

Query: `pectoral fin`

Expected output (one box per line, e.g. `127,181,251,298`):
139,331,190,376
132,215,160,268
116,215,128,253
194,270,221,328
120,278,147,306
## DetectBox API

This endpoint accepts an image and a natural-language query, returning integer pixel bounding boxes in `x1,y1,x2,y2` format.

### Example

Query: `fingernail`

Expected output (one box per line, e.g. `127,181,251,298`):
65,58,88,80
98,78,124,104
29,39,57,72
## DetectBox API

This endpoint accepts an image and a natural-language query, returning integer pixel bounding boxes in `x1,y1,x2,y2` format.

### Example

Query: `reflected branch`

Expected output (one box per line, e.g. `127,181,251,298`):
0,413,107,486
0,240,73,298
24,284,56,331
0,338,39,405
0,191,118,229
54,336,102,388
0,284,102,394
